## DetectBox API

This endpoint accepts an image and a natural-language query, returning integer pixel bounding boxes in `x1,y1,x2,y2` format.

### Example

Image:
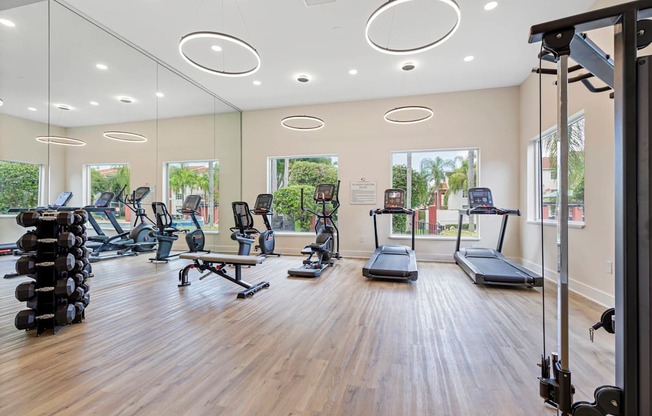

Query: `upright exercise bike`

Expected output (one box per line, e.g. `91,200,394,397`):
287,181,340,278
150,195,207,262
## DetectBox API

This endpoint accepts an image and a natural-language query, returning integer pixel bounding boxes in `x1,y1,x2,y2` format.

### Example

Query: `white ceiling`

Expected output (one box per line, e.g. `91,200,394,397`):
62,0,597,110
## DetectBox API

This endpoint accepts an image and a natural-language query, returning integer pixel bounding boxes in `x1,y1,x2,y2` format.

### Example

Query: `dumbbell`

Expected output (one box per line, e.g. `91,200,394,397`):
55,254,75,273
73,210,88,225
16,211,40,227
72,270,89,285
14,304,76,330
69,286,85,302
15,256,36,276
15,278,75,302
56,212,74,226
58,232,77,249
69,246,87,259
82,292,90,307
74,301,85,317
69,224,86,235
81,279,90,293
16,232,39,252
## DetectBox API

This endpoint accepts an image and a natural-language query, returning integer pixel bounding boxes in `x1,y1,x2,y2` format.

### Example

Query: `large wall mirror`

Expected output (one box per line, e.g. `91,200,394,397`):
0,0,242,257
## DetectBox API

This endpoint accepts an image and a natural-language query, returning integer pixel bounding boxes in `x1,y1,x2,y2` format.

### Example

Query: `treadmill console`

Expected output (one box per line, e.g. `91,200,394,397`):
468,187,494,208
94,192,115,208
180,194,202,213
384,189,405,210
314,184,335,202
254,193,273,213
51,192,73,208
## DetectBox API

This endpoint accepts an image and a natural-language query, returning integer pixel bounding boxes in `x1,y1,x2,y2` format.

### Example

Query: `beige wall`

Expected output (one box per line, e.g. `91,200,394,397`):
0,113,66,244
242,87,522,261
518,3,617,306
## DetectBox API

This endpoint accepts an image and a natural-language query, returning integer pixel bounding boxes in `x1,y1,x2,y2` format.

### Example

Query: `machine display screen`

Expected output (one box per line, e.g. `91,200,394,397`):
384,189,405,209
468,188,494,208
94,192,114,208
182,195,202,211
254,194,273,210
133,187,151,201
52,192,73,207
314,184,334,201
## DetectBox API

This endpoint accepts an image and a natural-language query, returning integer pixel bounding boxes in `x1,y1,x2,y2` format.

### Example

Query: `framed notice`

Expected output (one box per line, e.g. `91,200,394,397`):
350,181,377,205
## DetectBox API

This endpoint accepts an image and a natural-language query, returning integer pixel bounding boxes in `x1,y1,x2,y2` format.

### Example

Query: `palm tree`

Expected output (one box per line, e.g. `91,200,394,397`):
420,157,455,205
169,165,199,204
544,118,585,193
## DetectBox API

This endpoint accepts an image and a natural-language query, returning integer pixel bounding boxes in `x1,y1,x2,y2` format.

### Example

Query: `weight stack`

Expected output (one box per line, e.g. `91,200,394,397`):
13,209,91,335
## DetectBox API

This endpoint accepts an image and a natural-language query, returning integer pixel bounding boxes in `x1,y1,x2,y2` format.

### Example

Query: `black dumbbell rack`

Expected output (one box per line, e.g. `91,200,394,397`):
13,210,91,335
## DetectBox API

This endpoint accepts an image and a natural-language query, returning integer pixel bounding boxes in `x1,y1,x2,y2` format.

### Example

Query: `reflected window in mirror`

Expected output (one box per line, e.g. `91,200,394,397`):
86,164,131,228
0,160,42,214
164,161,219,232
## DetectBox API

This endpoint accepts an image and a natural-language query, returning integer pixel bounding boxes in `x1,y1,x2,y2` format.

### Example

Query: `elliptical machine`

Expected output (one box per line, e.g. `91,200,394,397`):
150,195,207,262
287,181,340,278
252,194,280,257
115,186,157,253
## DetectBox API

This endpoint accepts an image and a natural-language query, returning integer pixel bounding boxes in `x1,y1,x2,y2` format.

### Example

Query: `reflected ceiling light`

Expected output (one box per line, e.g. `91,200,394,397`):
297,74,310,83
365,0,461,55
0,19,16,27
384,106,433,124
0,98,3,107
281,115,325,131
211,45,223,52
156,92,165,98
118,96,135,103
179,32,261,77
401,62,416,71
56,103,72,110
484,1,498,11
90,101,99,106
28,107,37,111
35,136,86,146
349,69,358,75
464,55,474,62
253,80,261,86
96,63,108,70
103,131,148,143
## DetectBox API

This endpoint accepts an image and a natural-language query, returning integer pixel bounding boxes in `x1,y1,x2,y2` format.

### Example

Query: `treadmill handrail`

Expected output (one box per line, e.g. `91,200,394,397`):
369,206,416,250
458,206,521,216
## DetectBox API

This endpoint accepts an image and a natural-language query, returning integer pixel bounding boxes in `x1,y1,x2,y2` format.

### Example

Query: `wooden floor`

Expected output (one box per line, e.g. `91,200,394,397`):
0,254,614,416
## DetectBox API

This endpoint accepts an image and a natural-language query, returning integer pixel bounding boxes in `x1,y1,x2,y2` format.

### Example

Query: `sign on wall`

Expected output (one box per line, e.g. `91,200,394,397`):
350,181,376,205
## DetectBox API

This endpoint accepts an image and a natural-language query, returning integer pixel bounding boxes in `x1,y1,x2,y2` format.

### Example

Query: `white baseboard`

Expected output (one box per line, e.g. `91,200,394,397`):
520,258,614,307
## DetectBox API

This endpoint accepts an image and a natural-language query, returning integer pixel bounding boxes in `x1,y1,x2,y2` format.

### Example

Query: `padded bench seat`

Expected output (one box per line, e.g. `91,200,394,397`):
180,252,264,265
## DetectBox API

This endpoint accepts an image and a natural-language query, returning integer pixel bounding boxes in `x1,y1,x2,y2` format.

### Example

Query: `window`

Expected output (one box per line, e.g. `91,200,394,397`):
165,160,219,232
268,155,339,232
391,149,479,238
0,160,42,214
86,164,130,224
531,115,585,223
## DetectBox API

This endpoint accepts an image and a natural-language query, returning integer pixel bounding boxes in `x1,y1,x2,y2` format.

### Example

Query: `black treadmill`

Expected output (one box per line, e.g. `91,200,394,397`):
454,187,542,287
362,189,418,281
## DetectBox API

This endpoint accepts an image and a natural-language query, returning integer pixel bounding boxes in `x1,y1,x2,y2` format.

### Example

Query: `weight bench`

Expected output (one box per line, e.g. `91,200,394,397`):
178,253,270,299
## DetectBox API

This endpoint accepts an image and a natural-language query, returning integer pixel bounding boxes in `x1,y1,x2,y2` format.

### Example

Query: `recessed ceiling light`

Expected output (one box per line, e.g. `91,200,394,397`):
156,92,164,98
401,62,416,71
349,69,358,75
118,96,135,104
297,74,310,83
0,19,16,28
464,55,474,62
484,1,498,11
90,101,99,106
56,104,72,110
96,63,108,70
0,98,3,107
28,107,37,111
253,80,261,86
211,45,223,52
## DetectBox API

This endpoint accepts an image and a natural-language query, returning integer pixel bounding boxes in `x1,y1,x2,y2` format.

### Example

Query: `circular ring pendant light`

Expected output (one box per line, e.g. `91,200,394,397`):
179,31,261,77
281,115,325,131
35,136,86,146
365,0,461,55
384,106,433,124
103,131,148,143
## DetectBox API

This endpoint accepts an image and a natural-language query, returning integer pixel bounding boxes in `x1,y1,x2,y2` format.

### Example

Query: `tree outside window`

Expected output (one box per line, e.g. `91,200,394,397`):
269,156,338,232
166,161,219,231
0,160,41,214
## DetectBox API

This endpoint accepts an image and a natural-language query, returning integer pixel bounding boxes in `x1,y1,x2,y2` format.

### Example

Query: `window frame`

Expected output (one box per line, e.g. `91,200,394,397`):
389,147,481,241
163,159,219,234
0,159,43,216
528,111,586,227
267,153,339,235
